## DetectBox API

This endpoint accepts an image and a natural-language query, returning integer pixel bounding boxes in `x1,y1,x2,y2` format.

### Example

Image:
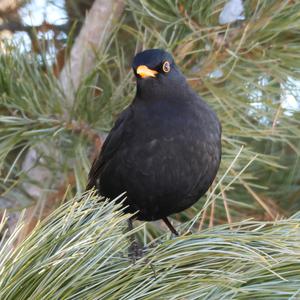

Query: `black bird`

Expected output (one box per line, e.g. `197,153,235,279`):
87,49,221,235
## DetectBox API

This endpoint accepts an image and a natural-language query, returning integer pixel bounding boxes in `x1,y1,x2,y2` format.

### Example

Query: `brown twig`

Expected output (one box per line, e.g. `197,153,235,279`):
220,184,232,229
198,206,207,232
231,169,276,220
209,198,215,228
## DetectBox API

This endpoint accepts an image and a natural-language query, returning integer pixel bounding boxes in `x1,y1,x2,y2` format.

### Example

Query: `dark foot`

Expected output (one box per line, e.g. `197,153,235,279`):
128,240,144,263
162,217,179,236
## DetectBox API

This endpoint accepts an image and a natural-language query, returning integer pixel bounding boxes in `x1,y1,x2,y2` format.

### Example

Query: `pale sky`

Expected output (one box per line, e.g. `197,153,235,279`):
20,0,67,26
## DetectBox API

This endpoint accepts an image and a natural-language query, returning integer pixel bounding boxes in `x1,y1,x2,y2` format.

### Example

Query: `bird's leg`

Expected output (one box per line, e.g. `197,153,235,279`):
162,217,179,236
127,219,143,262
127,219,157,276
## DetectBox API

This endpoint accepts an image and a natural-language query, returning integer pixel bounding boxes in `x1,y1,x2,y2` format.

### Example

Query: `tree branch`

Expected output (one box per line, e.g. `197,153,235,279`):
59,0,125,107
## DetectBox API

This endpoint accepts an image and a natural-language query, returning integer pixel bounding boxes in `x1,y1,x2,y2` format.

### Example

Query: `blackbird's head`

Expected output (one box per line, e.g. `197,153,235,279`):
132,49,186,98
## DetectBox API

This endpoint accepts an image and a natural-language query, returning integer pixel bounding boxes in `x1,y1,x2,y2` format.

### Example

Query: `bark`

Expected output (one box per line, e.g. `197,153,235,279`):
60,0,125,107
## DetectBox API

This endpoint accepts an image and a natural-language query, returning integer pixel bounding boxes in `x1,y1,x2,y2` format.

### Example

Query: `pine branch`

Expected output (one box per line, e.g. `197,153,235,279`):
1,191,300,299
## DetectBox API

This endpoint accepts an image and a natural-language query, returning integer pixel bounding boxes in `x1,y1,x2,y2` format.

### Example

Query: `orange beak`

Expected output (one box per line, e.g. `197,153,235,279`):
136,65,158,78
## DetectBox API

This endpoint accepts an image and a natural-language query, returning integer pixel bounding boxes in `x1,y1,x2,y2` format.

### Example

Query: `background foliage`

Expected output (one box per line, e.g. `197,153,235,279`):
1,0,300,224
0,0,300,298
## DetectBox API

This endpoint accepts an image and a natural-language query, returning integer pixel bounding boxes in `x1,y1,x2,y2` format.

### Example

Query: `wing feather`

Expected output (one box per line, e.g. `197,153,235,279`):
86,107,133,190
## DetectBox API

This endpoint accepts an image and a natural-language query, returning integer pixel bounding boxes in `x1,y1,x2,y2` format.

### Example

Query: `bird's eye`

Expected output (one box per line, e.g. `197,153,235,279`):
162,61,171,73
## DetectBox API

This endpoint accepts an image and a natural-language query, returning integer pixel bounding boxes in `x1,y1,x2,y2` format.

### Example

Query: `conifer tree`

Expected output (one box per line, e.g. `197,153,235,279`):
0,1,300,298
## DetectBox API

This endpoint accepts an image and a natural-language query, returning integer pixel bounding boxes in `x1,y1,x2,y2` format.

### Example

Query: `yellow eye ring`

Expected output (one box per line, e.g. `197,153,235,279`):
162,61,171,73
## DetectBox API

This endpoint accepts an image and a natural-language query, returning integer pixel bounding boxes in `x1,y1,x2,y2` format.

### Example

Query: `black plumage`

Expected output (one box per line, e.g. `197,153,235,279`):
87,49,221,234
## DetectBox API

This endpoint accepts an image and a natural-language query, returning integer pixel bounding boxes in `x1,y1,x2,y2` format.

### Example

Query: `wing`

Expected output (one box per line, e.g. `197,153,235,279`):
86,107,133,191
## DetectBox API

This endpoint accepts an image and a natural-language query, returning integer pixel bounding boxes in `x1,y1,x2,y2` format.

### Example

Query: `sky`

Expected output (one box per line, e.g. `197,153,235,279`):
14,0,67,57
20,0,67,26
